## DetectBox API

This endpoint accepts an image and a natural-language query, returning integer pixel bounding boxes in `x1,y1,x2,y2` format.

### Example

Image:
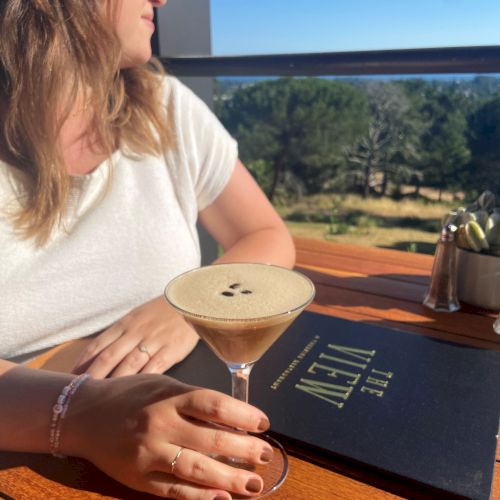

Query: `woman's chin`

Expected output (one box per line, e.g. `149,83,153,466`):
119,49,153,69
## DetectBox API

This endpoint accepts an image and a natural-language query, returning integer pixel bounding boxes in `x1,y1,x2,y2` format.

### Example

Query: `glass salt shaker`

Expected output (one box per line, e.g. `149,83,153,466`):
423,224,460,312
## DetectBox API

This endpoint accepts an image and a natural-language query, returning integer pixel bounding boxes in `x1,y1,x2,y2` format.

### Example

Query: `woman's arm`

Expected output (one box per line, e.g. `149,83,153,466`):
0,359,274,499
199,159,296,267
0,360,74,453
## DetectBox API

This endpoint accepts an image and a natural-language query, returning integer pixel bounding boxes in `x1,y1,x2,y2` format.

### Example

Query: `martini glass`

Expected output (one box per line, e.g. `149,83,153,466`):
165,263,315,498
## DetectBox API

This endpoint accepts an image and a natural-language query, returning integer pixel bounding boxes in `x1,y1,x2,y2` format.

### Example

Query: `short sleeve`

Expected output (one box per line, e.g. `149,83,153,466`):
162,76,238,211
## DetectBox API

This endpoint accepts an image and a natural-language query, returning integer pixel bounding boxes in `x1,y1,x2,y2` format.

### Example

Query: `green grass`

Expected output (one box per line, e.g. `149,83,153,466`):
277,193,454,255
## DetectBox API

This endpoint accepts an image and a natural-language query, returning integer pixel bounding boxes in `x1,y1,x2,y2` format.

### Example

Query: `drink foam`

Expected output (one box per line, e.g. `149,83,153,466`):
166,263,314,321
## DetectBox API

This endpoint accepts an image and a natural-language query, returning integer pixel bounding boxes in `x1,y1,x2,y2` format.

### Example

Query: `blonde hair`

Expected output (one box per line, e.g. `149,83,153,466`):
0,0,173,245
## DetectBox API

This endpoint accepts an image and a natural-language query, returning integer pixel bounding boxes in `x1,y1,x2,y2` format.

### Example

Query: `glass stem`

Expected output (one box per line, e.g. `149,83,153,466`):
228,363,254,403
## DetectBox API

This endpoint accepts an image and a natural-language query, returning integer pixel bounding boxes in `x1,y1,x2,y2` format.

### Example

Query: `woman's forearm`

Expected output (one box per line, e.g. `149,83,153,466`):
0,360,76,453
214,226,296,268
198,160,297,270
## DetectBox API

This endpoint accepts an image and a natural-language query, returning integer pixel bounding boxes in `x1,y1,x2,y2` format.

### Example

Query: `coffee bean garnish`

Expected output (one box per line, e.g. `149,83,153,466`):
220,287,253,297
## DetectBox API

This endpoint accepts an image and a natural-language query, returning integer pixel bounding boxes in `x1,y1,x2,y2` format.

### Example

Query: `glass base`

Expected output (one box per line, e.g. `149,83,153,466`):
216,434,288,499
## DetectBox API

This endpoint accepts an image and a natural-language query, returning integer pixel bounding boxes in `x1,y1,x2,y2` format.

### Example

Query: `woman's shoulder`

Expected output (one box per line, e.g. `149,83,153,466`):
160,74,186,98
159,74,206,110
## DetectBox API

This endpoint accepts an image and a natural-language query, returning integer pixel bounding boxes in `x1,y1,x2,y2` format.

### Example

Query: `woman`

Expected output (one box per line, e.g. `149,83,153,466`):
0,1,295,498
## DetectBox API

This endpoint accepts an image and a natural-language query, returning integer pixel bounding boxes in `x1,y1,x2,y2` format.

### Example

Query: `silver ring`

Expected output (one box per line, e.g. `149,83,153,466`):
137,344,152,360
170,447,185,474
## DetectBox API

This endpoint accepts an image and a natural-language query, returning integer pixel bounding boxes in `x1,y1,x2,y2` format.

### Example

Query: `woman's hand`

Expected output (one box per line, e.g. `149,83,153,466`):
72,297,199,378
65,375,273,499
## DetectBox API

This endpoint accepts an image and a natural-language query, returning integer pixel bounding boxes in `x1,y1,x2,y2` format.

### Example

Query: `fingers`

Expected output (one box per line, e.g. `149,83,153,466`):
141,337,198,375
139,345,176,375
73,330,146,379
148,444,264,498
178,388,271,434
147,473,231,500
114,333,198,377
72,324,125,376
110,342,157,378
109,333,197,378
78,333,164,379
170,388,274,465
75,335,178,379
175,421,274,466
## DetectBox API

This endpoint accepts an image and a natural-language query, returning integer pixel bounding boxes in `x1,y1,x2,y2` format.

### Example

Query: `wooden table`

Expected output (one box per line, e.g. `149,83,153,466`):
1,237,499,500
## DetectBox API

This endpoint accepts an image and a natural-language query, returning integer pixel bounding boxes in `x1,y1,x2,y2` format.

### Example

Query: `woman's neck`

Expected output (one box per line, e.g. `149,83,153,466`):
60,111,111,176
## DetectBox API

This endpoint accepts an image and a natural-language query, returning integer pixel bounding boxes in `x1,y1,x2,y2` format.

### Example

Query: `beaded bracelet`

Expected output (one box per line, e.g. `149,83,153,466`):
49,373,91,458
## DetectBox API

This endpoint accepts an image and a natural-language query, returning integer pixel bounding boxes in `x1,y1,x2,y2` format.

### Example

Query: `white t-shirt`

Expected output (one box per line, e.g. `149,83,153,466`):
0,76,237,361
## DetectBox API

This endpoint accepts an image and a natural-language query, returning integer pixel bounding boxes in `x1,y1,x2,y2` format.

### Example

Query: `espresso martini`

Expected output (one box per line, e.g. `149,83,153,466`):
165,263,315,498
165,263,315,364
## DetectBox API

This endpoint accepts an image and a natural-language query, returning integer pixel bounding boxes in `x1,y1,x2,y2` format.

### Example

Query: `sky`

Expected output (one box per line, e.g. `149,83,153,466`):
210,0,500,56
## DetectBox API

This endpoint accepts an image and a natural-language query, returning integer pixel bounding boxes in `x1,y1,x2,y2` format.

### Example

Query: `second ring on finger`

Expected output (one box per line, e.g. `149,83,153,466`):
137,343,153,361
128,342,156,369
109,341,157,377
163,445,264,497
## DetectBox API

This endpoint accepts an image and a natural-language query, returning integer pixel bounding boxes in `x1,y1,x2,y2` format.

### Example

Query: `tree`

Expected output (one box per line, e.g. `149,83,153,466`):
216,78,369,200
344,82,425,198
419,88,470,201
466,96,500,197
